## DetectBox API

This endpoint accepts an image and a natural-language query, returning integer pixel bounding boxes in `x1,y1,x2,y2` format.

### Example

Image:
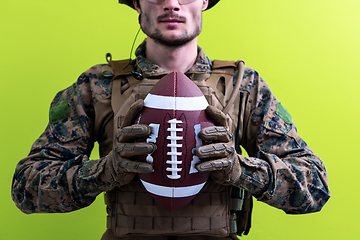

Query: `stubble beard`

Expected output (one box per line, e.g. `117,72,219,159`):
140,13,202,47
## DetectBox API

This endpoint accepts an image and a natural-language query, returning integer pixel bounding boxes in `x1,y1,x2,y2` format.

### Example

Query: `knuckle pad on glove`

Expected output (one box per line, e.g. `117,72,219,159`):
196,143,234,159
199,126,232,142
117,125,151,142
196,159,231,172
116,143,155,158
113,155,153,173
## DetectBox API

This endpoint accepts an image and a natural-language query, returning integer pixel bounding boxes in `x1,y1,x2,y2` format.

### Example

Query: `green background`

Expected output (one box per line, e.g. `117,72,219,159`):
1,0,359,239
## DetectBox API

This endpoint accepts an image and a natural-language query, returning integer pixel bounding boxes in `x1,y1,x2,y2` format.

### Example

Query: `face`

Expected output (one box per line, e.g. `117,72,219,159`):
134,0,209,47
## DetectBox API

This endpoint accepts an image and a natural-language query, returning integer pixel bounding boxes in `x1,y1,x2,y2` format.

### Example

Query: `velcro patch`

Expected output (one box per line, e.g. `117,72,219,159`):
50,99,70,123
276,102,292,124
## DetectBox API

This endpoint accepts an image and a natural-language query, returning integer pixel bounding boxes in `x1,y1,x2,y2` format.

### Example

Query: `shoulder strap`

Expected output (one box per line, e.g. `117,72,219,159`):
212,60,237,73
104,54,135,78
207,59,245,114
206,60,236,107
102,57,140,115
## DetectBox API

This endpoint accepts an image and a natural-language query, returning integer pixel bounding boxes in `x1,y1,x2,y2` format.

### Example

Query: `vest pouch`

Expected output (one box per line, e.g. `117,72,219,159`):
105,177,231,237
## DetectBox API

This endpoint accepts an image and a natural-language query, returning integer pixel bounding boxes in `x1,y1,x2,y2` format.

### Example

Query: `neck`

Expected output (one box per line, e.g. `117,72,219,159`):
145,38,198,73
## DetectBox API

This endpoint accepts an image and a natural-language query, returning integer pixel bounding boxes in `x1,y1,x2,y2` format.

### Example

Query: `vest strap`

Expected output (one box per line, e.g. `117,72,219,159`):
109,58,135,78
111,75,138,116
223,60,245,115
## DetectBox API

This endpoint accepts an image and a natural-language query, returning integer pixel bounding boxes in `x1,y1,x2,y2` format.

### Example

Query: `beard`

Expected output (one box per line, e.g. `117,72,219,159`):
140,12,202,47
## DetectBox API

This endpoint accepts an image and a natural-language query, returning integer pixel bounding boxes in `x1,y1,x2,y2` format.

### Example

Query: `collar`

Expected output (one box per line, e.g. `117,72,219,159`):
134,40,212,79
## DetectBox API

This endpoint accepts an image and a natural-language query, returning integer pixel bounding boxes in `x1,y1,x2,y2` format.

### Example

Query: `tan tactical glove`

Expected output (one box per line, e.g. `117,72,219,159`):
104,99,155,186
195,106,241,186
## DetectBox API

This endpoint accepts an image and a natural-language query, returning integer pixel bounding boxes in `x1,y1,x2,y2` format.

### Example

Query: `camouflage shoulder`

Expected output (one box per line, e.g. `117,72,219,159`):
78,63,113,102
48,82,88,143
236,64,295,142
82,63,114,80
236,65,261,94
47,63,112,142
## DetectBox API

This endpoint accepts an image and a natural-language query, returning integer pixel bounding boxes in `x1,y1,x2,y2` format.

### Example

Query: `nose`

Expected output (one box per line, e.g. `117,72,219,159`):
163,0,181,12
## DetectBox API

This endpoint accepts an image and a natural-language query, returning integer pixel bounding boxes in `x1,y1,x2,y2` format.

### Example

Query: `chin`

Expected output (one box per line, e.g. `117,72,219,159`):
155,37,195,47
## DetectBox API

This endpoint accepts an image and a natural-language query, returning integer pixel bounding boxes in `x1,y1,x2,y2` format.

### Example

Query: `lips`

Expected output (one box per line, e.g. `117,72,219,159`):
161,18,183,23
157,14,186,24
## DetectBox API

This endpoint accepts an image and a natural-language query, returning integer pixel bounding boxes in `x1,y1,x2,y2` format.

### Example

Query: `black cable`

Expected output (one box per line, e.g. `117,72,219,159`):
122,26,141,72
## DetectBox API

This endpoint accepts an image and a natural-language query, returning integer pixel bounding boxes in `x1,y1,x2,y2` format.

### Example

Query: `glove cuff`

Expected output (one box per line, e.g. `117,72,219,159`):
228,154,242,185
104,154,121,187
210,154,242,186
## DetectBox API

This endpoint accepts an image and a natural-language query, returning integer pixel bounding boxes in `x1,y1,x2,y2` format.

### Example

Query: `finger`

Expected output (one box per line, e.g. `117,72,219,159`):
115,159,153,174
195,143,234,159
199,126,233,142
116,124,151,142
120,99,144,128
115,142,156,158
205,105,228,128
196,158,233,172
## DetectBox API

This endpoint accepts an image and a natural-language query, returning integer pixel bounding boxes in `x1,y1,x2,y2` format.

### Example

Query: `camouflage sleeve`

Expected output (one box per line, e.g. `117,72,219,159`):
11,66,113,213
234,68,330,214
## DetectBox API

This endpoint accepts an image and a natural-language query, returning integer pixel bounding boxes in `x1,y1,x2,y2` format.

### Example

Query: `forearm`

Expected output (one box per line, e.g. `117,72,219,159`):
236,133,330,214
12,150,112,214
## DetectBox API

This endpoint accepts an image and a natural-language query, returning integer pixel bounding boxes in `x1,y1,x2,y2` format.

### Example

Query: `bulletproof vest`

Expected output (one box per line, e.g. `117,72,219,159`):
101,57,253,238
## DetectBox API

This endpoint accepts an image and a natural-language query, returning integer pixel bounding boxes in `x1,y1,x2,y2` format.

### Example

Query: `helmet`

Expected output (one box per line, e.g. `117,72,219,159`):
118,0,220,11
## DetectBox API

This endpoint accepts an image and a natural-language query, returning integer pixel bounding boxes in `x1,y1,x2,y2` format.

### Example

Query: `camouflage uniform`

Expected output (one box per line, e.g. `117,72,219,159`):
11,41,330,238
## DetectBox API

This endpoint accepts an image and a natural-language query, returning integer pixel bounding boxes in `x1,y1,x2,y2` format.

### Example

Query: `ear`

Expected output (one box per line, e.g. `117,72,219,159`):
133,0,141,14
202,0,209,11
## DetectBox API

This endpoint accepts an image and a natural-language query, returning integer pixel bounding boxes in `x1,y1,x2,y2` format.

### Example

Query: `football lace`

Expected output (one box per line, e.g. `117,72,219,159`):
166,118,183,179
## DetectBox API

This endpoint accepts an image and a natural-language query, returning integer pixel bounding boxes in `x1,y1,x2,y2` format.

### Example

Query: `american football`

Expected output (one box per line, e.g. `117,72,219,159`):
134,71,215,212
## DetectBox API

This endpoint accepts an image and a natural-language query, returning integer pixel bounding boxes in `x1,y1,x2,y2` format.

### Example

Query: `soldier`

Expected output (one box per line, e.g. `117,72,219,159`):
11,1,331,240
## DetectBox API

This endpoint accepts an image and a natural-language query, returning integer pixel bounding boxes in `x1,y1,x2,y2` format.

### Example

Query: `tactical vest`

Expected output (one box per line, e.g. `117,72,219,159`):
101,57,253,239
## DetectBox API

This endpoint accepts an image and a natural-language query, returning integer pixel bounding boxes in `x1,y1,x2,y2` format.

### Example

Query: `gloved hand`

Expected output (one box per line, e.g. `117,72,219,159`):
195,105,242,186
104,99,155,186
